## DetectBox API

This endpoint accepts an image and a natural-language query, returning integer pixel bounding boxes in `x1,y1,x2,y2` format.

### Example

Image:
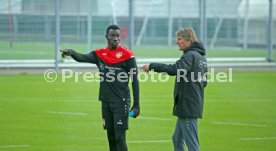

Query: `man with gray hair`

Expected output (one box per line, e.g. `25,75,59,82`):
141,27,207,151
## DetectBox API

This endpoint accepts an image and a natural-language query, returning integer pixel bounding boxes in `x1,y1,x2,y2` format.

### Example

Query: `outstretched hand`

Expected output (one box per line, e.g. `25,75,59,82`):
141,64,150,72
59,49,70,58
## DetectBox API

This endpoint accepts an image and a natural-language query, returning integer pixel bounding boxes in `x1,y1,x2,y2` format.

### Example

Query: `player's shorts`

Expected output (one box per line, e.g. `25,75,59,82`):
101,100,130,130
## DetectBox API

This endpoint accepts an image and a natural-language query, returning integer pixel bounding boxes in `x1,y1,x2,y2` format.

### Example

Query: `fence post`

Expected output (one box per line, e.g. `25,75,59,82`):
199,0,207,48
168,0,173,47
267,0,273,62
55,0,60,72
128,0,134,51
87,0,92,52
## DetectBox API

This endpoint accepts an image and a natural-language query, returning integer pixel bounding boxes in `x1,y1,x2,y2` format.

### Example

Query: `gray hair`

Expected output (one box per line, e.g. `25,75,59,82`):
176,27,198,43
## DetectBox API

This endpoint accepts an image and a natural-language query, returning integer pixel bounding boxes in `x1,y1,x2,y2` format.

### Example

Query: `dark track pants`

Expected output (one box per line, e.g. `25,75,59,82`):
107,127,127,151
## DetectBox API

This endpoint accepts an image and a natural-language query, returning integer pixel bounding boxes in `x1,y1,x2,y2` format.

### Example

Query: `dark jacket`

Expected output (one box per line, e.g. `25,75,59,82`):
149,42,207,118
68,48,139,108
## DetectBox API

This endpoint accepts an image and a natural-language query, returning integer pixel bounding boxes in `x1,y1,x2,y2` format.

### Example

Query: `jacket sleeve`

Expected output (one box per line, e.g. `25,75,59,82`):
68,49,98,64
126,58,140,108
149,52,194,76
203,61,208,87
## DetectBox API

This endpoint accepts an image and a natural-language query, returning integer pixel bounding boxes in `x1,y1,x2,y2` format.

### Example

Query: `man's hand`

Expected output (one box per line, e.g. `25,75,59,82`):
60,49,70,58
141,64,150,72
129,106,140,118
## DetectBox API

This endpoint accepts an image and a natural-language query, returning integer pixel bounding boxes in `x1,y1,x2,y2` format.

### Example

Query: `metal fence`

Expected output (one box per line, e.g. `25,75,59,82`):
0,0,275,59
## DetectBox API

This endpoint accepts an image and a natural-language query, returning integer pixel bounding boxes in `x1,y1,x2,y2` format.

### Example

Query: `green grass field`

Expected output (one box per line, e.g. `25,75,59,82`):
0,71,276,151
0,42,275,59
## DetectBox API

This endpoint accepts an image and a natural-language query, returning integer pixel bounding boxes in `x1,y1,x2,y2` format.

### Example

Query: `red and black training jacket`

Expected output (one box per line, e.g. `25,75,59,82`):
68,45,139,106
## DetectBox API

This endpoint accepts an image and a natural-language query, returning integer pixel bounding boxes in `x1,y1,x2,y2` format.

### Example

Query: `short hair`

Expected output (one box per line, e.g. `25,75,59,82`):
106,25,120,35
176,27,198,43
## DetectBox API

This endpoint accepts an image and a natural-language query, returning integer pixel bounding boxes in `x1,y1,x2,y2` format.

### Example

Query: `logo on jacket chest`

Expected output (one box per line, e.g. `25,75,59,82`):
116,52,123,59
199,60,207,68
99,63,122,71
99,63,105,70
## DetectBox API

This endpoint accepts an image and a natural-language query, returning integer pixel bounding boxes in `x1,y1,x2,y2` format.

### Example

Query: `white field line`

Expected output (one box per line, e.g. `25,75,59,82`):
0,145,29,148
128,140,171,143
44,111,88,116
212,121,268,127
240,137,276,141
0,96,93,100
138,116,174,121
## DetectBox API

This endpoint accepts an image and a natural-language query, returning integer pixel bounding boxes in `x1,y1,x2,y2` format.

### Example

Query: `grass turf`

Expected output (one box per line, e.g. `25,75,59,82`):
0,71,276,150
